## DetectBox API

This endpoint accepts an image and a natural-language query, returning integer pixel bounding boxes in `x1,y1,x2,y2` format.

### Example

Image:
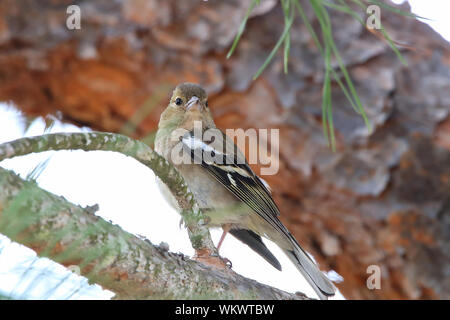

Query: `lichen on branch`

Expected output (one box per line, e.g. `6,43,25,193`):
0,164,307,299
0,132,216,255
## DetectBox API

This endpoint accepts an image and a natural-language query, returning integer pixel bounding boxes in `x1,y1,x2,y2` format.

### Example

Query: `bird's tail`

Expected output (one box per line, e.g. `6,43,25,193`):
283,241,335,300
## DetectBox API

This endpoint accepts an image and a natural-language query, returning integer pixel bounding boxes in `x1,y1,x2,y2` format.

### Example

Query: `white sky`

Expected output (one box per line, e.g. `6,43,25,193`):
0,1,448,300
392,0,450,41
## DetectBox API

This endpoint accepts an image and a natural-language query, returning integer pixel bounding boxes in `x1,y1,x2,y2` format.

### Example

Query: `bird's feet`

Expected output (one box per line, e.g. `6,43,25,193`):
194,249,232,270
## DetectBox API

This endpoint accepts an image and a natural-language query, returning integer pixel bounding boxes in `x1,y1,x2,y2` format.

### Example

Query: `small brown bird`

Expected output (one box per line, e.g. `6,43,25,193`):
155,83,335,299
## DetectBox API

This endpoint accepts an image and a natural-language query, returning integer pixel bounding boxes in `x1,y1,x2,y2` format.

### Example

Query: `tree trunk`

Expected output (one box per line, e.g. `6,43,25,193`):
0,0,449,299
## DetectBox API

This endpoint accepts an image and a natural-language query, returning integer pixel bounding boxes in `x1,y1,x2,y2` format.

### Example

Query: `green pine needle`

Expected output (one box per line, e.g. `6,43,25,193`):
226,0,422,149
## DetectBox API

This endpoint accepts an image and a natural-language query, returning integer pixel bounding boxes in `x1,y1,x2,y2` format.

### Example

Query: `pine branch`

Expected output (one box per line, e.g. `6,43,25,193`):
0,166,308,299
0,132,217,256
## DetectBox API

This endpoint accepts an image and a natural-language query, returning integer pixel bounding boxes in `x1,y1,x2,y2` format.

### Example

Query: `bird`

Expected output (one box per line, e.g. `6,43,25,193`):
154,82,335,300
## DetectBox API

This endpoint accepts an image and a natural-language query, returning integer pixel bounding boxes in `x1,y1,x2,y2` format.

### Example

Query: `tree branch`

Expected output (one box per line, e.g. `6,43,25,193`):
0,132,217,255
0,166,307,299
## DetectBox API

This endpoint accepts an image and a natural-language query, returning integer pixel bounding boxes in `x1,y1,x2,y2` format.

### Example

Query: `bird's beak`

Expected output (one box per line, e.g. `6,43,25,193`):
186,96,201,111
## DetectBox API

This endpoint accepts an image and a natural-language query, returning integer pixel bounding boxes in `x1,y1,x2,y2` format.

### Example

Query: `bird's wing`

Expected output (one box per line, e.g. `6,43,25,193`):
181,129,284,230
181,129,304,240
181,129,335,298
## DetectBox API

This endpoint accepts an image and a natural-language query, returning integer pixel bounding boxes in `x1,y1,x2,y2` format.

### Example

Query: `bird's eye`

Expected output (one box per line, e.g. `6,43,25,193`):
205,101,208,107
175,98,183,106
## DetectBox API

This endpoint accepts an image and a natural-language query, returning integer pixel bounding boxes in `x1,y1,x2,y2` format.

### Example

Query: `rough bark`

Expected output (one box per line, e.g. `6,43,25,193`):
0,0,449,299
0,166,307,300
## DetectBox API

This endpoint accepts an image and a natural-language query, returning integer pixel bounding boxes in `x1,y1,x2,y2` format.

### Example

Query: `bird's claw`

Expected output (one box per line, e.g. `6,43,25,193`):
194,249,232,270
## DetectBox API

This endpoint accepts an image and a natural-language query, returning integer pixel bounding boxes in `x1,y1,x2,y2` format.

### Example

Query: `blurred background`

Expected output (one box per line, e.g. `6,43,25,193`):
0,0,449,299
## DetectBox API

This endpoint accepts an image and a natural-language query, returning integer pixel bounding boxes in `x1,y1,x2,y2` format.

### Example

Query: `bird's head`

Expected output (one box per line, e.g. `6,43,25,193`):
158,83,215,132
